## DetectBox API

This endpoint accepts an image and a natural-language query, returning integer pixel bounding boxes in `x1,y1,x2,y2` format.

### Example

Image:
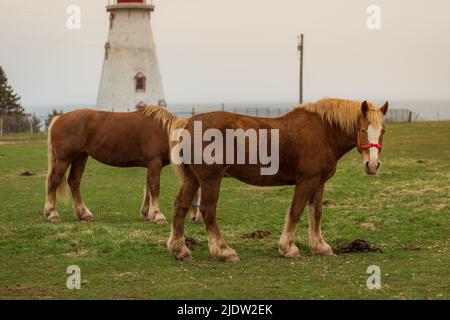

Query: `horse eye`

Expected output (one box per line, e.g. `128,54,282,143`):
361,129,367,133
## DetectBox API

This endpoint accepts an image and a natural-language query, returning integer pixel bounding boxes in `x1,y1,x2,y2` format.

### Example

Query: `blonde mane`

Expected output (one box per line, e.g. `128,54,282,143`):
297,98,384,135
142,105,188,135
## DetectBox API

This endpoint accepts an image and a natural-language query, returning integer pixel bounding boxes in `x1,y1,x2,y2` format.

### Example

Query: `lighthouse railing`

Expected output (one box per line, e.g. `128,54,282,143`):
108,0,153,5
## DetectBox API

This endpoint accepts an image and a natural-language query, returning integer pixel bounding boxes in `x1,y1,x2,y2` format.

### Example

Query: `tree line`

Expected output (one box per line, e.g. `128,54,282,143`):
0,66,62,134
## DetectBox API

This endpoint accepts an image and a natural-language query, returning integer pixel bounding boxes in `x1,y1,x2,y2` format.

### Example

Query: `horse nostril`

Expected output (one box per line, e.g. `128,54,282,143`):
377,162,381,169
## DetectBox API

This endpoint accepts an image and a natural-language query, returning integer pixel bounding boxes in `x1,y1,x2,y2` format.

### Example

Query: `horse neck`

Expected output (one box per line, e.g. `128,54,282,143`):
284,109,357,159
324,122,357,159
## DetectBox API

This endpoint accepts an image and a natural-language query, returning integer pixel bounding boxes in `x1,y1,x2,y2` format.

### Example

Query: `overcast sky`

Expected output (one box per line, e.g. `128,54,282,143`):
0,0,449,109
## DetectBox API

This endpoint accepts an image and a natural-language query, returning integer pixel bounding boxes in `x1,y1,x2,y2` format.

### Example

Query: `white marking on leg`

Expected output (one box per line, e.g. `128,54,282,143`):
308,204,334,256
279,207,301,257
149,195,167,224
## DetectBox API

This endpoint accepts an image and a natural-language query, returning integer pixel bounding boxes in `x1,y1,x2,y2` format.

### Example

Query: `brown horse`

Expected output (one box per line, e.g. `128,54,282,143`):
44,108,201,224
145,98,388,261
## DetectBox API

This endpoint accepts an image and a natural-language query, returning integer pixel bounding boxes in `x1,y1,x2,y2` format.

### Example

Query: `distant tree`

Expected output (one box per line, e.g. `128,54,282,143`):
29,114,42,133
45,109,64,130
0,66,24,116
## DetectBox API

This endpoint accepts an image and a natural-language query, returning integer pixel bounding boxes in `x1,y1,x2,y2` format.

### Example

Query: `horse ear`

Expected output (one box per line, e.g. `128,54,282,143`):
361,101,369,117
380,101,389,115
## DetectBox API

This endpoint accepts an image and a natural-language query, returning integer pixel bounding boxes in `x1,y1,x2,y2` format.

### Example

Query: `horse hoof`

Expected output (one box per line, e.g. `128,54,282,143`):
175,253,193,261
81,214,94,222
152,213,168,225
47,212,60,222
223,254,240,262
311,243,335,256
280,246,302,258
215,248,239,262
77,208,94,222
172,247,193,261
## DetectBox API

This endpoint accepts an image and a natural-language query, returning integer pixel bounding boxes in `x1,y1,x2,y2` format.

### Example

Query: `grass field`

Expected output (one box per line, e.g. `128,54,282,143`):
0,122,449,300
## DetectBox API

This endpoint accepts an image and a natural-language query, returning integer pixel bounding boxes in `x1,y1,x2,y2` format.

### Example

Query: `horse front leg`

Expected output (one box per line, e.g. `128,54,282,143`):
308,184,334,256
145,159,167,224
279,177,321,258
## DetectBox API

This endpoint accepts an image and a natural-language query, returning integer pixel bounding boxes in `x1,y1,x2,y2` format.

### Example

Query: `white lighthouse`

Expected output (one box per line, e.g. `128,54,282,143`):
97,0,166,111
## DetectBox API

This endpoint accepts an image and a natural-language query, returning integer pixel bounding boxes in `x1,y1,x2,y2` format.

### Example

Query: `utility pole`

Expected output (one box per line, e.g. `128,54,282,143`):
297,34,304,104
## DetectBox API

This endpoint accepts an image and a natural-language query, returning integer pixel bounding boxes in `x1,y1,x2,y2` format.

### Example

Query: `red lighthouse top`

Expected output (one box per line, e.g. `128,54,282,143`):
117,0,144,3
107,0,154,11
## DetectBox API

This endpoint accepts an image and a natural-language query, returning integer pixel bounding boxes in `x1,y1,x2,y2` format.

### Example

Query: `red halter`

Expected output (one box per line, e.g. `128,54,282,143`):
360,143,383,151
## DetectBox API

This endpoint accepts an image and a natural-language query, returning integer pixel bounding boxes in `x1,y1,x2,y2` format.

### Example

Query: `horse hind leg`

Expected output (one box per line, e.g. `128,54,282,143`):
145,159,167,225
44,159,70,222
68,153,93,221
168,166,199,260
200,179,239,262
189,188,203,224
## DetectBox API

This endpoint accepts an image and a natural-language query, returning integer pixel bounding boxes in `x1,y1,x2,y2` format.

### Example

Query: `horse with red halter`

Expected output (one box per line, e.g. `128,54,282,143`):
43,108,201,223
145,98,388,262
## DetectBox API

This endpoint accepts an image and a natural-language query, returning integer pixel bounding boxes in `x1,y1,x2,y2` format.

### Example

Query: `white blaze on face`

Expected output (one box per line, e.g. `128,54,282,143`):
367,125,382,167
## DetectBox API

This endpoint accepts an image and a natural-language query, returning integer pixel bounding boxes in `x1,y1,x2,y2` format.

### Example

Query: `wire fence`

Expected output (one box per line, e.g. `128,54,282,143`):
0,114,43,137
172,106,448,124
173,107,291,118
1,106,448,137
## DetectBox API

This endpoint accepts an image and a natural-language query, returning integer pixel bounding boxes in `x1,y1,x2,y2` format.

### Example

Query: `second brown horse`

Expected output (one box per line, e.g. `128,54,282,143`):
44,108,201,224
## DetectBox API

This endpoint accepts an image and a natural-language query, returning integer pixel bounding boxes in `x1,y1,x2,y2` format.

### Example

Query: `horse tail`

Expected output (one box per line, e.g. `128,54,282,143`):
46,116,69,204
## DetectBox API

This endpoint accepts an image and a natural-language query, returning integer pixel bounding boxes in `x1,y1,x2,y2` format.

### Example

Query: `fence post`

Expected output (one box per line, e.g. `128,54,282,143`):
28,117,33,136
192,107,195,116
0,117,3,137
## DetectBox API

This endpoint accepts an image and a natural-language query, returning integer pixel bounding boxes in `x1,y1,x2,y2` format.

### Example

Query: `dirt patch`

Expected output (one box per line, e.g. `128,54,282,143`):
63,249,89,257
335,239,383,254
3,285,55,299
243,230,272,239
404,244,421,251
19,171,35,177
185,236,200,249
322,200,335,207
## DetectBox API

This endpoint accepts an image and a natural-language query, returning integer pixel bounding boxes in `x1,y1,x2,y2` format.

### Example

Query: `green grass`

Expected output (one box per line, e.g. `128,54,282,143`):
0,122,449,300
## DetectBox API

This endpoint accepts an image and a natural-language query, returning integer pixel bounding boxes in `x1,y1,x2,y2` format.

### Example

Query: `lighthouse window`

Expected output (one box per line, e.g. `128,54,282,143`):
135,73,147,92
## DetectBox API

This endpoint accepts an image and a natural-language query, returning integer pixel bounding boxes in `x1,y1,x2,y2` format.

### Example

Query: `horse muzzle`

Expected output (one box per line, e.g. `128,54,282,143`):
364,161,380,175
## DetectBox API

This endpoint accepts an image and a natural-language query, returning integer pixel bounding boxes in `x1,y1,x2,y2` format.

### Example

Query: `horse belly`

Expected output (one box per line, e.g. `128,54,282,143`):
87,141,146,168
226,166,294,186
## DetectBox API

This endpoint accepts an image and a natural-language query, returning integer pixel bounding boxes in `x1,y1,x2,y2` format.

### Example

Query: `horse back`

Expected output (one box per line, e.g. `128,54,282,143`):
50,109,170,167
